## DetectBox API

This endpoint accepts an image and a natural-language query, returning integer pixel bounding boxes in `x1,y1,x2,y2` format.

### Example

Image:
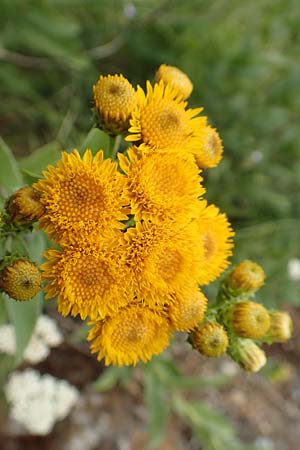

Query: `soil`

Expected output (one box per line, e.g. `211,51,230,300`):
0,307,299,450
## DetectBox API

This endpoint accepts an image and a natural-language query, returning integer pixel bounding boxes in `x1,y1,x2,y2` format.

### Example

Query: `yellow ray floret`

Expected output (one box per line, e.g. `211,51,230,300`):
93,74,137,134
168,287,208,332
42,235,132,320
155,64,193,100
122,221,204,305
126,80,207,154
193,126,223,169
194,201,234,285
34,149,128,244
88,304,172,366
119,146,205,223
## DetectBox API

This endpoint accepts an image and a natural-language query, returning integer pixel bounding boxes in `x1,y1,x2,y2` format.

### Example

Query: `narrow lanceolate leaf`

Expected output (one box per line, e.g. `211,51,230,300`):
18,141,60,178
0,137,23,200
4,293,42,365
144,364,170,450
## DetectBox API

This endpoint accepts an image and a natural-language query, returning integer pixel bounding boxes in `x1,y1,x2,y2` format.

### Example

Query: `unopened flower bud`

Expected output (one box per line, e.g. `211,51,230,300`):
226,260,265,295
93,74,137,135
190,321,228,357
229,301,270,339
169,288,207,332
6,186,44,226
230,338,267,372
0,259,41,301
195,126,223,169
155,64,193,100
267,311,293,343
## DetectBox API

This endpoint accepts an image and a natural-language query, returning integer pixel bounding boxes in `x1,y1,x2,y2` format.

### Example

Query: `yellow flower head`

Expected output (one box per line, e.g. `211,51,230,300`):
93,74,137,135
6,186,44,225
231,338,267,372
168,287,207,332
119,146,205,223
267,311,293,343
230,301,270,339
155,64,193,100
122,221,204,305
195,201,234,285
227,260,265,294
126,80,207,153
42,235,132,320
0,259,41,301
191,321,229,358
88,304,172,366
194,126,223,169
34,149,128,244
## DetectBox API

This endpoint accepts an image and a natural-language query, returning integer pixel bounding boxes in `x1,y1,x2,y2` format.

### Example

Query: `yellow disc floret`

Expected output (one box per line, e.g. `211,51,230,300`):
122,221,204,305
88,304,172,366
42,236,132,320
93,74,137,135
126,81,207,154
34,149,128,244
155,64,193,100
190,321,229,357
169,288,207,331
119,146,205,223
230,301,270,339
195,201,234,285
0,259,41,301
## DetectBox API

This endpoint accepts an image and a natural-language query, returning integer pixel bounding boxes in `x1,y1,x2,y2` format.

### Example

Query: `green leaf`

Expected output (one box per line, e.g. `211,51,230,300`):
0,137,23,198
93,366,133,392
80,128,109,157
18,141,60,178
3,293,42,365
144,364,170,450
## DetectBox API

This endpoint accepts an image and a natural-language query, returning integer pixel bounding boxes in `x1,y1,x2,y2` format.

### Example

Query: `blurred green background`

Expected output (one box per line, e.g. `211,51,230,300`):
1,0,300,306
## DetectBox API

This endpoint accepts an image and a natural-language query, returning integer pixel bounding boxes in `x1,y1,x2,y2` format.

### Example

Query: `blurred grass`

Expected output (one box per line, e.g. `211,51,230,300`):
1,0,299,306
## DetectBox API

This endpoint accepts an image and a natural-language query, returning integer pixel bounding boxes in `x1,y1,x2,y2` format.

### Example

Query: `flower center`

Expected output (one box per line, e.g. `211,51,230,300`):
158,249,182,282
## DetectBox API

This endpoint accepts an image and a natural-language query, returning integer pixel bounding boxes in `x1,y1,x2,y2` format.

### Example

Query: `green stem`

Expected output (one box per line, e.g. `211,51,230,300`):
111,134,122,160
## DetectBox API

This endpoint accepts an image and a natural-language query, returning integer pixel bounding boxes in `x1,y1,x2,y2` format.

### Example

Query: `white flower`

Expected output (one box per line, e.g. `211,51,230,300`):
287,258,300,281
5,369,79,435
0,315,63,364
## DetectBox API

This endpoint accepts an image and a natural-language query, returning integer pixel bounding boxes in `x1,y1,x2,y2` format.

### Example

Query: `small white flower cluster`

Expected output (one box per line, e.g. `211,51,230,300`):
0,314,63,364
5,369,79,435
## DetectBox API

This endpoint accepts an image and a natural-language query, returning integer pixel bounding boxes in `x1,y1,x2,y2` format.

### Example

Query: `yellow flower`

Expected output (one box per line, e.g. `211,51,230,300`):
88,304,172,366
122,221,204,305
42,235,133,320
194,201,234,285
194,126,223,169
34,149,128,244
93,74,137,135
0,259,41,301
155,64,193,100
229,301,270,339
119,146,205,223
126,80,207,153
6,186,44,225
190,321,229,357
227,260,265,294
168,287,207,332
230,338,267,372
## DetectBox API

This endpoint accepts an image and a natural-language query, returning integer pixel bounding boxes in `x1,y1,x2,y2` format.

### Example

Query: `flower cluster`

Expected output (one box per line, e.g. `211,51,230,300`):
189,260,293,372
35,66,234,366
